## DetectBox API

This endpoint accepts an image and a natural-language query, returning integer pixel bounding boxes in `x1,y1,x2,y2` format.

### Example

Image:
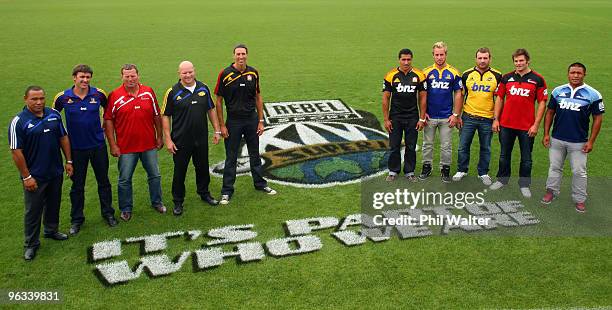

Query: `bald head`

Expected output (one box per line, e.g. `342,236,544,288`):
178,61,196,87
178,61,194,71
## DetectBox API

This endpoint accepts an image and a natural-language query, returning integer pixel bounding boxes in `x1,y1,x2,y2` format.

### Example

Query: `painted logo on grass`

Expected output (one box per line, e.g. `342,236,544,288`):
211,99,390,187
89,201,540,286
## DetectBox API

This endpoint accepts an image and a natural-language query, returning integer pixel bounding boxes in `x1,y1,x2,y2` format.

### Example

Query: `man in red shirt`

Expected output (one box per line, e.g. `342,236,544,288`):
104,64,165,221
490,49,548,198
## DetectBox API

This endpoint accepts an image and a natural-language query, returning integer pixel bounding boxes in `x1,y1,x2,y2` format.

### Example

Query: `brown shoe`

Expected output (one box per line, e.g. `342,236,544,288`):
154,204,167,214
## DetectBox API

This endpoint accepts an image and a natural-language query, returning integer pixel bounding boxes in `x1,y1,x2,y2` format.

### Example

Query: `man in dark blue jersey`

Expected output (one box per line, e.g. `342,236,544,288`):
54,64,117,234
9,86,74,260
541,62,604,213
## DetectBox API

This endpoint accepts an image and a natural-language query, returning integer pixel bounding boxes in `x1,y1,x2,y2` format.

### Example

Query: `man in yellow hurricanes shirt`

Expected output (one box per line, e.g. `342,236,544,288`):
452,47,502,185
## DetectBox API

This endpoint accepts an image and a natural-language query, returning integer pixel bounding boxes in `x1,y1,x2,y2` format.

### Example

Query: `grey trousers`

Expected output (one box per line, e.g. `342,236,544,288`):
545,137,588,203
24,175,63,248
422,117,453,167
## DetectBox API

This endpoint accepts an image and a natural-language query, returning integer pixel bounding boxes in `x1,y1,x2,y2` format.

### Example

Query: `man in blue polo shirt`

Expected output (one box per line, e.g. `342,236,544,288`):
9,86,74,260
420,41,463,182
53,64,117,234
541,62,604,213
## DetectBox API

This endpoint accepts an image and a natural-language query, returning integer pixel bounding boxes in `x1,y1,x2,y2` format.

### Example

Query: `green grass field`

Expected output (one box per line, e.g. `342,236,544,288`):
1,0,610,308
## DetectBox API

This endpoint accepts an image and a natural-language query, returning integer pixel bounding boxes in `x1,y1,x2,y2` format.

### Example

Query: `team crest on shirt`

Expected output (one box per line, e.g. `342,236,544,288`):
68,99,73,104
486,77,493,81
90,98,97,104
211,99,391,188
412,77,417,82
445,74,451,79
393,78,400,83
429,75,435,80
247,75,252,81
198,91,206,97
177,96,182,100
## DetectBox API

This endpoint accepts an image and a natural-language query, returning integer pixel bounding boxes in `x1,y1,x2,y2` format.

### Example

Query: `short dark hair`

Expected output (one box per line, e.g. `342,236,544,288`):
24,85,44,97
72,64,93,77
121,63,139,74
398,48,413,59
234,44,248,54
568,62,587,73
475,47,491,57
512,48,530,61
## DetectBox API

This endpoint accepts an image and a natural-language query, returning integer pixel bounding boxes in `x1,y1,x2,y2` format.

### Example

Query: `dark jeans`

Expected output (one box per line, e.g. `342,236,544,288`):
222,117,267,196
24,175,63,248
495,126,534,187
387,118,418,175
70,144,114,225
172,141,211,206
457,114,493,175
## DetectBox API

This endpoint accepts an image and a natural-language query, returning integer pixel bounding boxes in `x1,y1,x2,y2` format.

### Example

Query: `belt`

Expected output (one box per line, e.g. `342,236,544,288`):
463,112,493,121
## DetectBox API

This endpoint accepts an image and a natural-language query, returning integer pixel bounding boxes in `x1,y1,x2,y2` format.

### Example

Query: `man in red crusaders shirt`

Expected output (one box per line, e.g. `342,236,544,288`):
104,64,166,221
490,49,548,198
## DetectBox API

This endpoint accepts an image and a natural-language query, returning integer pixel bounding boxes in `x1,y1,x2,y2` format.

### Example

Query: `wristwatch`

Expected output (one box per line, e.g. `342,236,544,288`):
452,113,459,117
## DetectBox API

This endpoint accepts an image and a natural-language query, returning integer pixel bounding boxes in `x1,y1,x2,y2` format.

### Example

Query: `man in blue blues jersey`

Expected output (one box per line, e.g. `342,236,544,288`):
420,41,463,182
541,62,604,213
53,64,117,234
9,86,73,260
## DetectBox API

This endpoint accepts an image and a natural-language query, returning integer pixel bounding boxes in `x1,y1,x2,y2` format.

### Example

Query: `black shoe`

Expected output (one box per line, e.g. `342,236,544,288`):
43,232,68,241
105,216,118,227
24,247,38,261
441,165,451,183
69,224,81,235
173,204,183,216
257,186,277,195
201,194,219,206
419,163,432,180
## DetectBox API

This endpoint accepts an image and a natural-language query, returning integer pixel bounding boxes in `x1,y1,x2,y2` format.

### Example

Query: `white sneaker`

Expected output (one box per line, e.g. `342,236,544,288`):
452,172,467,181
219,195,230,205
520,187,532,198
259,186,277,195
489,181,505,190
479,174,493,186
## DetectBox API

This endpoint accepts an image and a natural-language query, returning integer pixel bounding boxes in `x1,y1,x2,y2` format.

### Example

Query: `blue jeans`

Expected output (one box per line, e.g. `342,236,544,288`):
495,126,534,187
118,148,162,212
457,114,493,176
